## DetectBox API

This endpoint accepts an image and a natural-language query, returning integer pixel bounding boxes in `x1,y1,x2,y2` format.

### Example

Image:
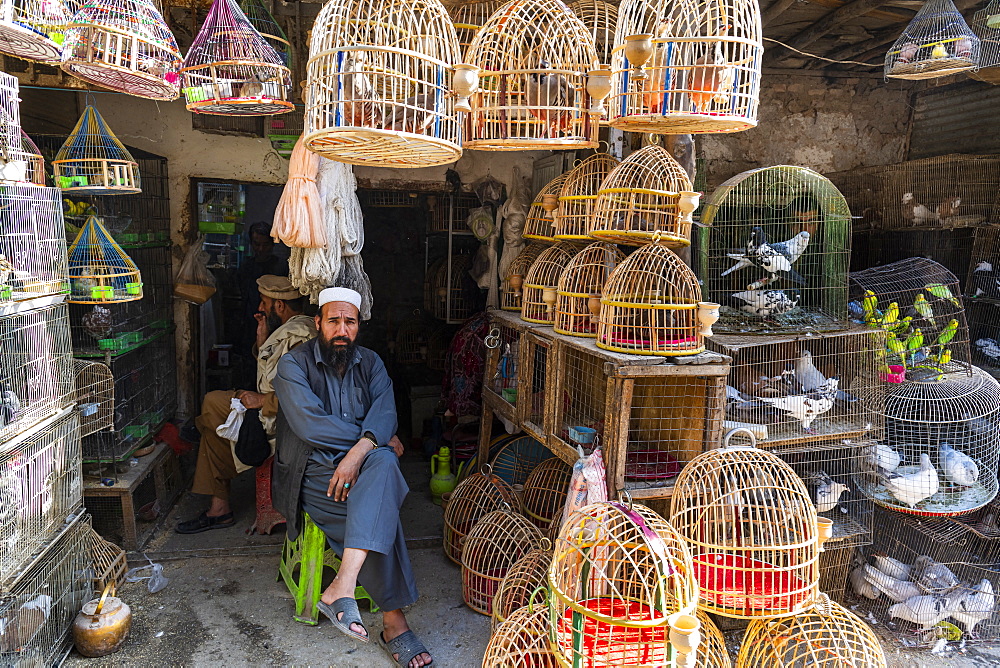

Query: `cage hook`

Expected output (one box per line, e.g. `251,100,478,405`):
618,489,633,510
722,427,757,450
538,536,552,552
484,327,501,349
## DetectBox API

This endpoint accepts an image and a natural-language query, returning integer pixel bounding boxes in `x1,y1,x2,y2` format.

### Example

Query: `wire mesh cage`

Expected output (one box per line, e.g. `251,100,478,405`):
553,241,623,337
303,0,462,167
16,130,45,187
445,0,503,58
696,165,851,335
668,442,822,618
596,242,707,356
265,107,303,157
462,508,543,615
72,359,113,439
463,0,601,151
969,0,1000,84
553,153,620,241
0,184,68,302
0,407,82,583
0,0,78,63
393,312,435,365
884,0,979,80
443,470,519,564
0,511,92,664
708,328,887,446
490,435,555,489
819,544,855,606
967,225,1000,303
502,242,548,312
428,191,481,234
850,257,972,380
969,300,1000,378
52,105,141,195
522,458,572,534
61,0,181,100
737,594,887,667
180,0,293,116
238,0,291,67
589,144,698,248
548,501,699,667
66,216,142,304
567,0,618,67
523,172,568,242
484,315,523,408
521,242,583,325
492,544,552,629
431,252,477,322
609,0,762,134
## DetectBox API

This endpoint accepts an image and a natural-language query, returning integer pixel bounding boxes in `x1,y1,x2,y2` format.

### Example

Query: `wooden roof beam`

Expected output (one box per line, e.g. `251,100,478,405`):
773,0,893,55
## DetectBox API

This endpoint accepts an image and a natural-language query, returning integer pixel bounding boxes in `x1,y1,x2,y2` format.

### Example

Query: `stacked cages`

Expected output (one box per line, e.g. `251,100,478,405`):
966,226,1000,377
0,185,69,303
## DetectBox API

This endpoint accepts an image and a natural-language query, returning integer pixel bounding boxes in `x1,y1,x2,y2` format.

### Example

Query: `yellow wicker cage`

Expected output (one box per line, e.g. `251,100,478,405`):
609,0,762,134
462,0,602,151
668,440,823,619
443,470,519,564
304,0,463,167
432,252,476,322
524,172,569,242
445,0,503,57
522,242,584,324
492,544,553,630
502,242,548,311
553,241,624,337
736,594,887,667
18,129,45,187
521,458,573,534
547,501,699,668
554,153,620,240
567,0,618,67
697,609,734,668
52,104,141,195
596,243,708,356
462,508,544,615
0,0,77,64
483,603,559,667
83,522,127,592
67,216,143,304
590,144,699,247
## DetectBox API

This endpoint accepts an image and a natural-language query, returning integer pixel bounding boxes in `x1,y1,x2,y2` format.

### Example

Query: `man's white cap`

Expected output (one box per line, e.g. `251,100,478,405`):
318,287,362,312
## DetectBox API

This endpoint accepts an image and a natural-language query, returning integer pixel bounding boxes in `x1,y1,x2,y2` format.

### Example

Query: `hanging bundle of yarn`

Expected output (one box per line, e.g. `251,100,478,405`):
272,137,325,248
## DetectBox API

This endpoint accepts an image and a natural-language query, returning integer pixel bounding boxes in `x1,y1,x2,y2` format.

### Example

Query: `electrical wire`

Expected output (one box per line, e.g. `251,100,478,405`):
764,37,883,67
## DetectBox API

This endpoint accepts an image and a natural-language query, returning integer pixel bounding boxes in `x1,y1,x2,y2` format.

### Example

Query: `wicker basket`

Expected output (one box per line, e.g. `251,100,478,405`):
554,241,624,337
462,508,543,615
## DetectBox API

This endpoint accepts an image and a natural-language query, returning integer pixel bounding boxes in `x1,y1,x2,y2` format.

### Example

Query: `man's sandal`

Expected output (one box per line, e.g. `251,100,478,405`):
175,511,234,534
317,597,369,643
378,629,433,667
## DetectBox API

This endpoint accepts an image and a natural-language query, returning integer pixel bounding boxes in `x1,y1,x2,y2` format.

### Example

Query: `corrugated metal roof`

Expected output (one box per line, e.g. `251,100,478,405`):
909,80,1000,159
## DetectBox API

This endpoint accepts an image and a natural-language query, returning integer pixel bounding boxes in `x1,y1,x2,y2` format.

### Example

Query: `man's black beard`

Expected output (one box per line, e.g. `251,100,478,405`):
265,308,282,336
319,335,357,372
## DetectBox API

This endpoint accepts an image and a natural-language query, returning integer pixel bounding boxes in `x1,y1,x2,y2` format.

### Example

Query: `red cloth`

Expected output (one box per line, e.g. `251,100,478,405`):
441,312,490,418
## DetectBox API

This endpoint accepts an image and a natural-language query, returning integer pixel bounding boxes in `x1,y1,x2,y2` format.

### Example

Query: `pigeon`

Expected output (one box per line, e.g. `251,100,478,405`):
974,338,1000,362
971,261,1000,300
890,590,967,630
880,453,939,508
914,555,960,593
869,442,901,473
862,563,922,603
382,94,440,134
795,349,827,392
749,369,797,397
725,385,772,415
939,442,979,487
721,228,809,285
951,579,995,637
902,193,938,224
807,470,849,513
850,554,880,599
872,551,912,581
730,289,799,317
338,51,384,127
525,60,574,139
757,377,839,432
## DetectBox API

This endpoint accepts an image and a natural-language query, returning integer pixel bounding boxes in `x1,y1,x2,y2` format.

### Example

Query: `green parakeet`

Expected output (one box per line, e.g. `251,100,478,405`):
883,302,899,327
862,290,880,325
887,331,907,355
925,283,962,308
936,319,959,346
913,293,935,324
904,328,924,351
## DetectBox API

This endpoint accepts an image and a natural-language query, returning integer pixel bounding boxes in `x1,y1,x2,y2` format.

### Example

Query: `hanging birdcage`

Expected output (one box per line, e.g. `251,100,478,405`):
180,0,293,115
885,0,980,80
0,184,68,302
589,144,699,247
52,104,141,195
553,153,620,241
462,0,603,151
16,129,45,186
609,0,762,134
970,0,1000,84
597,242,708,357
303,0,462,167
491,435,555,488
521,242,584,324
73,358,114,438
67,215,143,304
548,501,699,667
524,172,568,242
445,0,502,58
0,0,77,63
492,543,552,629
483,603,558,667
696,165,852,335
668,439,823,618
553,241,623,337
567,0,618,67
521,458,572,534
502,242,548,312
462,507,543,615
737,594,886,667
61,0,181,100
443,469,519,564
239,0,291,67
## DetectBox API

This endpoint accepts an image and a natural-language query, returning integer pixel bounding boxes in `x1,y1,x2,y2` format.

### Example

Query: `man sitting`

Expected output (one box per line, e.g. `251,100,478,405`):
177,275,315,534
273,287,432,668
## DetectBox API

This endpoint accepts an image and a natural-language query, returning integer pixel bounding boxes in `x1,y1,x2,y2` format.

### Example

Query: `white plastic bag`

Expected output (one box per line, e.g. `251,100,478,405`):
559,447,608,528
126,556,169,593
215,398,246,442
174,238,217,304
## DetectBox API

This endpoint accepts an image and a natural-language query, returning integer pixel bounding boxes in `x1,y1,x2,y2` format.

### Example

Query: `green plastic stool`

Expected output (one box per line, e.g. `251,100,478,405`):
278,512,379,625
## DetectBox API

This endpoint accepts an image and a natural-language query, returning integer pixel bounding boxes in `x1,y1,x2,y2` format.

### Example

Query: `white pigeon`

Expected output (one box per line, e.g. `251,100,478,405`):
862,563,922,603
951,579,995,637
758,377,839,432
731,290,800,317
914,555,960,593
975,338,1000,362
808,470,849,513
795,349,827,392
939,442,979,487
869,442,901,473
881,453,939,508
849,555,879,600
889,589,967,629
872,552,912,581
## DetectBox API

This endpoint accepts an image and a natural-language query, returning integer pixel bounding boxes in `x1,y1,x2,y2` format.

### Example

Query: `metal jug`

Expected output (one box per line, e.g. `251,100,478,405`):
72,584,131,658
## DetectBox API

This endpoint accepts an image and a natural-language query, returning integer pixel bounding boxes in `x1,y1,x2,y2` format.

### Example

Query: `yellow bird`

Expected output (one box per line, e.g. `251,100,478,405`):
931,42,948,59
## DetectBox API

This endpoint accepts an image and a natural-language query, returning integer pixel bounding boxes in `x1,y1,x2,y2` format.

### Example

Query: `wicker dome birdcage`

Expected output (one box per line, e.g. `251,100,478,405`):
970,1,1000,84
66,215,143,304
444,469,519,564
697,165,852,335
180,0,293,115
596,243,708,356
445,0,503,58
303,0,462,167
609,0,762,134
697,609,733,668
567,0,618,67
393,312,434,365
239,0,291,66
491,435,555,488
737,594,887,668
463,507,544,615
502,242,548,311
524,172,568,242
885,0,980,80
590,144,699,247
432,252,476,321
462,0,603,151
553,153,620,241
0,0,77,63
52,104,140,195
548,501,699,667
483,603,559,667
668,440,822,618
521,458,572,534
553,241,623,337
522,242,584,324
492,543,552,629
61,0,181,100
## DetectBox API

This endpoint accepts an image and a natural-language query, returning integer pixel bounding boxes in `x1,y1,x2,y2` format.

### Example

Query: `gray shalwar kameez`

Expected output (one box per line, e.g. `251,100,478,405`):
272,339,418,612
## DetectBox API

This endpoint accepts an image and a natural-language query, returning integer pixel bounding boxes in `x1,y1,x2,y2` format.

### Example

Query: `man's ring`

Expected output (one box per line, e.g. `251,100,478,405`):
343,483,350,489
